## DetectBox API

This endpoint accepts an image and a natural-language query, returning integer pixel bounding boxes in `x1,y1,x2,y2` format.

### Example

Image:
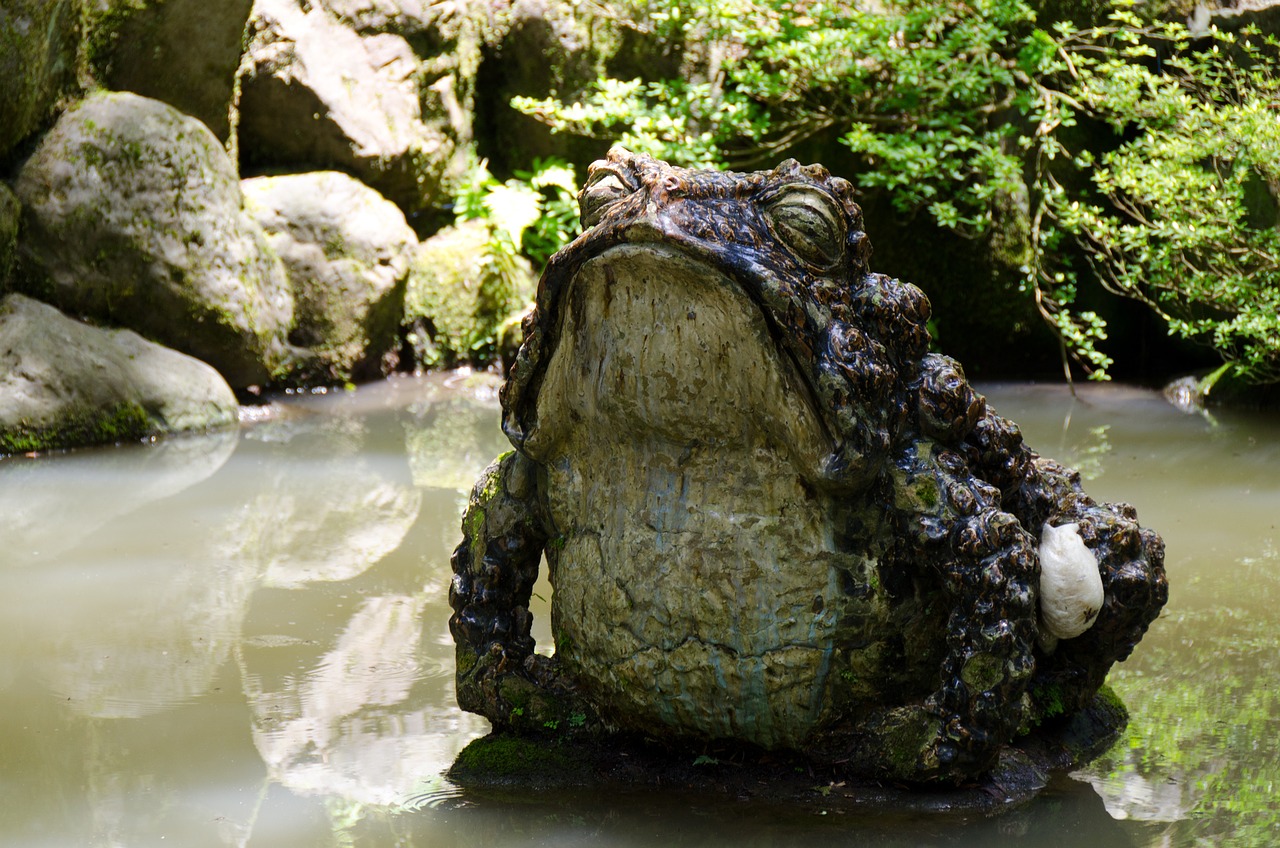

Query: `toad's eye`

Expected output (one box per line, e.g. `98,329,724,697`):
579,171,635,229
766,187,845,268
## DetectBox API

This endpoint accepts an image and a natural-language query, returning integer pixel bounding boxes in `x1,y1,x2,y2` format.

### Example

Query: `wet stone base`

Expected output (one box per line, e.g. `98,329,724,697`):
446,689,1127,818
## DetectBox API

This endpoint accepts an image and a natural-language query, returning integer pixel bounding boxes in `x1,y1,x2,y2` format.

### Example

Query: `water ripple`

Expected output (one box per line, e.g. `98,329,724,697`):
398,780,468,811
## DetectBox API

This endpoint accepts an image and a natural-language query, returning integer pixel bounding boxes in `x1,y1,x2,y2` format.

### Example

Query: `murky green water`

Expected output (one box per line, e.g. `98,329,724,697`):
1,375,1276,847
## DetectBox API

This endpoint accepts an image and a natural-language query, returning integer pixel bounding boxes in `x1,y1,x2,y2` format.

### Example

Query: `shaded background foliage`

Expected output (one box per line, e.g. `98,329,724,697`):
3,0,1279,398
501,0,1280,393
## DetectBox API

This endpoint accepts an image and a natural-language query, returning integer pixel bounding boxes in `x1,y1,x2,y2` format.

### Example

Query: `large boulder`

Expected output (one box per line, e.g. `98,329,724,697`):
80,0,255,143
13,91,294,388
402,219,534,369
0,294,239,454
1189,1,1280,35
316,0,497,154
238,0,453,218
243,171,415,383
0,0,80,161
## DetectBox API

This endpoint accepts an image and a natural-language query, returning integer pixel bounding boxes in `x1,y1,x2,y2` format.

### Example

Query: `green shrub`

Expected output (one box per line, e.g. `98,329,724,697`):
510,0,1280,385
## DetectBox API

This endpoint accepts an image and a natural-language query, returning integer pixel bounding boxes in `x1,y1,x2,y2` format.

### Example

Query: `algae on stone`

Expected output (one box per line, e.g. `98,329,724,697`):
403,219,533,369
80,0,255,143
13,91,294,388
0,0,79,161
0,182,18,290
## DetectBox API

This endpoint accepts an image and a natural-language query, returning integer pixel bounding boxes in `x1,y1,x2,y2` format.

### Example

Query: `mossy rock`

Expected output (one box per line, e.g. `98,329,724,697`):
242,171,415,385
0,294,239,454
81,0,255,143
12,91,294,388
0,182,18,289
449,734,595,788
402,219,534,369
0,0,79,163
449,689,1127,814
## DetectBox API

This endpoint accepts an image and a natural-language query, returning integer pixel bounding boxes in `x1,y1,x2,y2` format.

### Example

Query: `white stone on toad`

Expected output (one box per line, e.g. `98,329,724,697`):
1038,522,1104,641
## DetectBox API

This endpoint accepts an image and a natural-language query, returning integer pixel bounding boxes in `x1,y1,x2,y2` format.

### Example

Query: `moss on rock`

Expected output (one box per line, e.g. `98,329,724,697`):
0,0,80,162
0,401,152,455
80,0,254,143
0,183,18,289
403,219,533,369
12,91,294,388
0,294,239,454
449,733,593,787
242,171,415,385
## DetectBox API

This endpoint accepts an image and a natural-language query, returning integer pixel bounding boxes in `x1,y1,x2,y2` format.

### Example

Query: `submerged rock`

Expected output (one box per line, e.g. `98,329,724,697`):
0,294,238,453
13,91,294,388
243,171,415,384
450,687,1128,814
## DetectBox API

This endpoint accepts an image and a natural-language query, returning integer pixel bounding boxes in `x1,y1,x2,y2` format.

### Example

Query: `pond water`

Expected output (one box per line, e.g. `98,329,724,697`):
1,373,1277,847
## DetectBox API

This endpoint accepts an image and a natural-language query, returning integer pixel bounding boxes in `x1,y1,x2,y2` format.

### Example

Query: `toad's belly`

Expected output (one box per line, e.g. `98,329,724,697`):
544,444,875,748
523,242,898,747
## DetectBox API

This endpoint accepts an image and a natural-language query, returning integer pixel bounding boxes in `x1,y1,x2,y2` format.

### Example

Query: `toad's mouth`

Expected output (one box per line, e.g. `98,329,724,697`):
519,243,834,480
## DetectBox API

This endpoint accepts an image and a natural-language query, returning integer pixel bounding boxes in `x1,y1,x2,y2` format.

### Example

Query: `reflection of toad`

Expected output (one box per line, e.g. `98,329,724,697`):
448,148,1167,783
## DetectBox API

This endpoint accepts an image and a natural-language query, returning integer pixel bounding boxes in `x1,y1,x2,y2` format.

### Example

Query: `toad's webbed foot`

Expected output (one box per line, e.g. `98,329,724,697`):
449,451,600,733
877,440,1038,782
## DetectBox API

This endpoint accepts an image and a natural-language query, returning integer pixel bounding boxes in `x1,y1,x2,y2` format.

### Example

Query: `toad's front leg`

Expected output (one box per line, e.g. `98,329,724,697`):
869,441,1040,782
449,450,600,733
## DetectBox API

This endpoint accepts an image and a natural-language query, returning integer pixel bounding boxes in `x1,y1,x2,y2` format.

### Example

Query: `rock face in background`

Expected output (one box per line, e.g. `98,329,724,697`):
80,0,255,143
316,0,499,181
0,0,81,161
238,0,454,220
1189,0,1280,35
402,219,534,369
477,0,682,174
12,91,294,388
0,183,17,289
243,171,415,383
0,294,239,453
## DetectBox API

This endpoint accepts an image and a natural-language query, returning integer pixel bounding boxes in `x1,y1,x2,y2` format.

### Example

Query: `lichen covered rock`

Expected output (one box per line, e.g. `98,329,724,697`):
13,91,294,388
0,294,239,454
403,219,534,369
243,171,415,383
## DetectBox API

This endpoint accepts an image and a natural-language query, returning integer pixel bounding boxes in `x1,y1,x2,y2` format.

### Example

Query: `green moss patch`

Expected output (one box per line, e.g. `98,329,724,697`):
0,401,154,454
449,733,593,788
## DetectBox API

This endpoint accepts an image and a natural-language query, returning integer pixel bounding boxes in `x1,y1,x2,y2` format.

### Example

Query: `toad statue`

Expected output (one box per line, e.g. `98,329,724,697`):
448,148,1167,784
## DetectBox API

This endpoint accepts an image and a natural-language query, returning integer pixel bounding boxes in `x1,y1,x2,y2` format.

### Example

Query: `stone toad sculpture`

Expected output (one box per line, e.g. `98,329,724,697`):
449,148,1167,784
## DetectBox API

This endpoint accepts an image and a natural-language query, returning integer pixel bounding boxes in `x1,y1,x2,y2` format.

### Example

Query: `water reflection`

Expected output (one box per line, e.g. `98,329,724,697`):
0,427,237,563
0,377,1276,847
